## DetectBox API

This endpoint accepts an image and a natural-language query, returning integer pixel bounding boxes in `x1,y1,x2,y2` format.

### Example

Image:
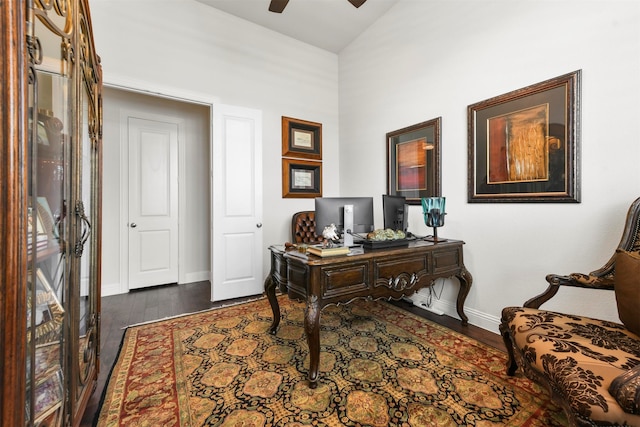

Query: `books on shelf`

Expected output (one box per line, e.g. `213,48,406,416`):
307,244,351,257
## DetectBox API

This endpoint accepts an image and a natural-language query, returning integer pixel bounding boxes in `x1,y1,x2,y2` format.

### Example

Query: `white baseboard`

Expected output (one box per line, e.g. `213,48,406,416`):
101,271,211,298
408,293,501,335
101,281,126,297
182,271,210,284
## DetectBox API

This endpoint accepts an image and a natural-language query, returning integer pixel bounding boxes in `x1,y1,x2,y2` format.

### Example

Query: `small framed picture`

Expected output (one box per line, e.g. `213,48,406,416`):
282,116,322,160
282,158,322,198
33,369,64,424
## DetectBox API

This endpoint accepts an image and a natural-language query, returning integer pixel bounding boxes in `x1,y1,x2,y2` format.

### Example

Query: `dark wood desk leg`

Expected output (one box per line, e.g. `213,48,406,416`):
304,295,321,389
264,275,281,334
455,267,473,326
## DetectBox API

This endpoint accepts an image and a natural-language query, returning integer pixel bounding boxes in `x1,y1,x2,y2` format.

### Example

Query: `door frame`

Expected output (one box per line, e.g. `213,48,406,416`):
106,78,220,295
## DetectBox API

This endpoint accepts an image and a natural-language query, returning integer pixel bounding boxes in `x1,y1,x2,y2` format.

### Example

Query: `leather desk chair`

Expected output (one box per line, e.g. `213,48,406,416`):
291,211,324,244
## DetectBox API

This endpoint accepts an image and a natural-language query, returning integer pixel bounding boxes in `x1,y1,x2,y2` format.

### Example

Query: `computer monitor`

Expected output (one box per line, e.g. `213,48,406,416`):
382,194,408,232
314,197,374,239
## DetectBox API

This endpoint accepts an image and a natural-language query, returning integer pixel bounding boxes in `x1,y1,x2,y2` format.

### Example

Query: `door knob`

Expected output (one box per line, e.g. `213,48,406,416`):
256,223,262,228
130,223,137,228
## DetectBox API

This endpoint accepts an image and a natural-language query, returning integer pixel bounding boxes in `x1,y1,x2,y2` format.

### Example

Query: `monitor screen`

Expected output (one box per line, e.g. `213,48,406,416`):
314,197,374,236
383,194,408,232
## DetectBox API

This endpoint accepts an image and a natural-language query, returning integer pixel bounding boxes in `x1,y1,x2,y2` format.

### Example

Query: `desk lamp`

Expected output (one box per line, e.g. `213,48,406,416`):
422,197,447,242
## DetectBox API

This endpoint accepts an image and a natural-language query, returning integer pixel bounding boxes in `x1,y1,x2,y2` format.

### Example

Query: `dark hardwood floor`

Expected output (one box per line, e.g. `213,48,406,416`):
80,281,504,426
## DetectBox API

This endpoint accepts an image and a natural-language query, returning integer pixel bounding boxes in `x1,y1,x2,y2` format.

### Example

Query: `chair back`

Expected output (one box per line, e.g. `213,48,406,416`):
291,211,323,244
622,197,640,254
591,197,640,277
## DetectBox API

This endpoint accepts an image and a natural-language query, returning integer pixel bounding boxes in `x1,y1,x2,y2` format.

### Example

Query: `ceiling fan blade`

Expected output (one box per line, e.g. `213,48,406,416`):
269,0,290,13
347,0,367,8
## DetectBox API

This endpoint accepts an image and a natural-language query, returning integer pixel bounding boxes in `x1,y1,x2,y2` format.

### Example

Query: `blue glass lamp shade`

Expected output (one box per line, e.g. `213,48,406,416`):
422,197,446,242
422,197,446,227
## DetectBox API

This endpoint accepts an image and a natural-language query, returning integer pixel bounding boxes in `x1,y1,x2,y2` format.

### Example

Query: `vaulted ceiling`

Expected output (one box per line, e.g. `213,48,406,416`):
194,0,400,53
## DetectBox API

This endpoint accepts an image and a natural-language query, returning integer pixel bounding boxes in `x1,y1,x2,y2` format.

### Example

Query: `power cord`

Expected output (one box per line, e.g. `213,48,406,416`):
425,278,446,308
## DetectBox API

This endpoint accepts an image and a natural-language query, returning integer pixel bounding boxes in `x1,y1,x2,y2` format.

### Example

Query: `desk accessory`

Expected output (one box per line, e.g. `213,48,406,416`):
422,197,447,242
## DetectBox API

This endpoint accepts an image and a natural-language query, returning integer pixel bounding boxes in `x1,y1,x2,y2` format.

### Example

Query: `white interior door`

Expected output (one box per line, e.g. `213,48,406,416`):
212,105,263,301
128,117,179,289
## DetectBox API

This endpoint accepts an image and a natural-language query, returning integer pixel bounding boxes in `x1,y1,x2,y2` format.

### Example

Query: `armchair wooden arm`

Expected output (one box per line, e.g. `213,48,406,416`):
609,363,640,415
524,273,615,309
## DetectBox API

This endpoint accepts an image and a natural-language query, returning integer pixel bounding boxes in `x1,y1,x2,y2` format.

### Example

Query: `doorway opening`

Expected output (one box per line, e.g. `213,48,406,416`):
101,86,211,296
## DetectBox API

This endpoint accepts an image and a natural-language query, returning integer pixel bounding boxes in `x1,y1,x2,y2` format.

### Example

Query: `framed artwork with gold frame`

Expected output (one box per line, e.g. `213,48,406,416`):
468,70,581,203
282,158,322,198
282,116,322,160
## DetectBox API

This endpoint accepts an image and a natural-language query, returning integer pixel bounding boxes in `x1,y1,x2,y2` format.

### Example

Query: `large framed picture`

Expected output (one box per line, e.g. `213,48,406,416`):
387,118,442,205
281,116,322,160
282,158,322,198
468,70,581,203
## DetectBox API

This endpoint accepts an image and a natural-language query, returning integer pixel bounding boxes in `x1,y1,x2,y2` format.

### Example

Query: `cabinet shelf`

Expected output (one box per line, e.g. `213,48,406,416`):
28,243,63,262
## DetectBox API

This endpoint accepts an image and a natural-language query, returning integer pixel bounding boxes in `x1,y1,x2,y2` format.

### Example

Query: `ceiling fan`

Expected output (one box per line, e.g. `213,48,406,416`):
269,0,367,13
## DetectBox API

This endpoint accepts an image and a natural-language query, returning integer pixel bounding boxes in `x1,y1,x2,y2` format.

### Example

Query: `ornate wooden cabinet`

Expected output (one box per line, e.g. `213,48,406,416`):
0,0,102,425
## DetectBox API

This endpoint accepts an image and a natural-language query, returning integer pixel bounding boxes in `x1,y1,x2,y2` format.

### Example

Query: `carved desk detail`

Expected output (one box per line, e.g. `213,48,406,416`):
265,239,472,388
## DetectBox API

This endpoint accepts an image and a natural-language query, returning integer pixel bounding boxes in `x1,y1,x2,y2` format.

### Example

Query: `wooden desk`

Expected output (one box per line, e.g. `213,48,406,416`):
264,239,472,388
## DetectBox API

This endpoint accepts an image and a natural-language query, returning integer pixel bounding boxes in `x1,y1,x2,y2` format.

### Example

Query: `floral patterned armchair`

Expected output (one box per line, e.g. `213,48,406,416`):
501,197,640,427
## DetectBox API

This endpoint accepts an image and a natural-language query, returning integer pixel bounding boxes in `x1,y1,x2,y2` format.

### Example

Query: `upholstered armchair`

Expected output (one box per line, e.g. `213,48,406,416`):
501,197,640,427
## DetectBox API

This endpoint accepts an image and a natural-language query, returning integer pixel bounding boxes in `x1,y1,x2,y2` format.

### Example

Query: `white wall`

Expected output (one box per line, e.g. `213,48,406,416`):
339,0,640,331
92,0,640,333
90,0,341,290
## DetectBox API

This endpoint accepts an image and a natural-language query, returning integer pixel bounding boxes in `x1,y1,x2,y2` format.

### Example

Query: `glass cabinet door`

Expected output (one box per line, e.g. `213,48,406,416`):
26,0,102,425
72,43,100,418
26,3,72,425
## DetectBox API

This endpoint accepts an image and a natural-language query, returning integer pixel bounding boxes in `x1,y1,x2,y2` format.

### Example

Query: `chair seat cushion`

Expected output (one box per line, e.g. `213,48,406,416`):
503,306,640,426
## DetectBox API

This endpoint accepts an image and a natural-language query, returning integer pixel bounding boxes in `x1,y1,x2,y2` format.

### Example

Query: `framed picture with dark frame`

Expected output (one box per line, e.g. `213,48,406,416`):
468,70,581,203
282,158,322,198
282,116,322,160
387,117,442,205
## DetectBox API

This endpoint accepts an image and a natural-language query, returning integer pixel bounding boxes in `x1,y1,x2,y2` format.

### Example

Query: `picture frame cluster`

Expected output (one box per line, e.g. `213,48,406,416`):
281,116,323,198
386,70,581,204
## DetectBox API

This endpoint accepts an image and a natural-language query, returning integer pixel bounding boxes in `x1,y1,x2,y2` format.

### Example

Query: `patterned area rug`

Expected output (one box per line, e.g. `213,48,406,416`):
95,297,567,426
